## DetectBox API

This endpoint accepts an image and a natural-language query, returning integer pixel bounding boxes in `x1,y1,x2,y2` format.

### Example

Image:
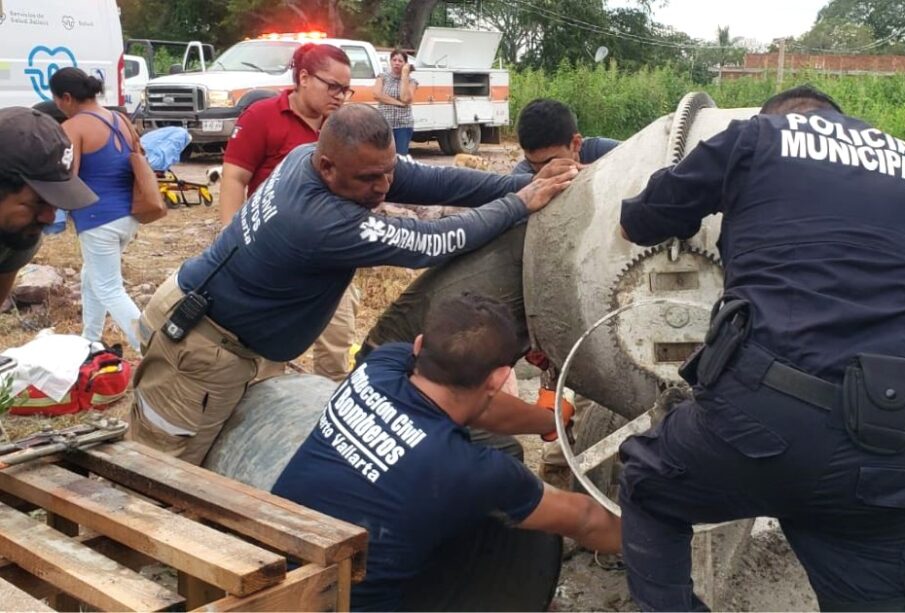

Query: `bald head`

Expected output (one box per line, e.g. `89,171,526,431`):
313,104,398,208
316,104,393,158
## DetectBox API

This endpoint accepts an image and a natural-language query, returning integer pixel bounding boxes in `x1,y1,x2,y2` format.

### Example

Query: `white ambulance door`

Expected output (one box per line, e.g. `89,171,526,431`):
0,0,123,109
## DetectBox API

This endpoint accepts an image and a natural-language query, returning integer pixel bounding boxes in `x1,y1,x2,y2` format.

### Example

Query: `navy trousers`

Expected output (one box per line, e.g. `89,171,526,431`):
619,352,905,611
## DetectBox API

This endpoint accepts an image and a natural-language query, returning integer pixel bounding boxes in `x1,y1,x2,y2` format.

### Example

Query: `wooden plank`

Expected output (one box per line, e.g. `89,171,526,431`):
0,462,286,596
0,534,157,602
179,571,227,610
0,576,54,612
195,564,339,612
0,501,183,611
71,441,368,569
47,511,82,611
336,558,352,612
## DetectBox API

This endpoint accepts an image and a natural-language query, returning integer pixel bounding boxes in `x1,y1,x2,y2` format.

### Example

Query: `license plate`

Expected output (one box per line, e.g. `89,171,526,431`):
201,120,223,133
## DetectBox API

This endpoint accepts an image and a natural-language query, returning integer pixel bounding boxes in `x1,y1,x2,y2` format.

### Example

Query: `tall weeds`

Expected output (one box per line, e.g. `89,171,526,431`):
510,64,905,139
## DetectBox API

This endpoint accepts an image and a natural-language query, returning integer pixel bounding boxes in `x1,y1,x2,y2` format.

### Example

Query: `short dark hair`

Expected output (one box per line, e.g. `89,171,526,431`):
292,43,350,86
49,67,104,102
390,48,408,62
0,174,26,202
517,98,578,151
415,294,521,389
760,85,843,115
318,104,393,151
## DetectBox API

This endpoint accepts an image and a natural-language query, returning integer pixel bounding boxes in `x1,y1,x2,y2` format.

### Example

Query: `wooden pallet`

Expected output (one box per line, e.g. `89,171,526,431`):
0,440,368,611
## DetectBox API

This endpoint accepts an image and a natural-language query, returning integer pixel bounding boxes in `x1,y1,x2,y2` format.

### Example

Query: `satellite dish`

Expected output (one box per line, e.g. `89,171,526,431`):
595,46,609,63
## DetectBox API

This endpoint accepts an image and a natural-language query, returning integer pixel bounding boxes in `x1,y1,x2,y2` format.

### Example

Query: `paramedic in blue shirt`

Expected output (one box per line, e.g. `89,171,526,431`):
272,293,621,611
129,103,579,466
511,98,620,175
618,86,905,611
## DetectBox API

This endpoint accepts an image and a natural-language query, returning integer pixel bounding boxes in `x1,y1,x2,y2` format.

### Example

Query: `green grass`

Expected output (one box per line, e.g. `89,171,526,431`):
510,64,905,140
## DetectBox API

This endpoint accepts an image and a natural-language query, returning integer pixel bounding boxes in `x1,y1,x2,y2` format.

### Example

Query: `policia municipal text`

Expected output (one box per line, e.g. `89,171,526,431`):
619,85,905,611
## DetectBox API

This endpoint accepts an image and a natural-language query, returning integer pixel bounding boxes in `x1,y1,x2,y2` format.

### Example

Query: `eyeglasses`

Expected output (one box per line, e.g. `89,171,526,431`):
311,73,355,99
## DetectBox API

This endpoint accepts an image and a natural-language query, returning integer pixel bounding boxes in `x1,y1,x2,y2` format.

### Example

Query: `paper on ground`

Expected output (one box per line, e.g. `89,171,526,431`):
2,333,93,401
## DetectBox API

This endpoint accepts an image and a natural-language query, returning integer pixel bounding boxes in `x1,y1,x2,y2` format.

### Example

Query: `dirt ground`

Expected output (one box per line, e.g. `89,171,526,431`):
0,140,817,611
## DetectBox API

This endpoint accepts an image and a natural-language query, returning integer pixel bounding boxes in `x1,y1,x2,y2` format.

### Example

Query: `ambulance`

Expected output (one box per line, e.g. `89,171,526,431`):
0,0,124,110
138,27,509,154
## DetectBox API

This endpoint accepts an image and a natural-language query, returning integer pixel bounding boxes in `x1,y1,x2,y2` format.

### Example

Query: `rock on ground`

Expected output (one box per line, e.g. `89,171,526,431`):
13,264,64,304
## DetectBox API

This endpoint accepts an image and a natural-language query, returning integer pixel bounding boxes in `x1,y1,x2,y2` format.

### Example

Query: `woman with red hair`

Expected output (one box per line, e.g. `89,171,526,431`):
219,43,352,224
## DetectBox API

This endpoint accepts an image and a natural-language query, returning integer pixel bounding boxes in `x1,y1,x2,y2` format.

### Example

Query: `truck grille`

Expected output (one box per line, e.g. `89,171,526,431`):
147,86,205,113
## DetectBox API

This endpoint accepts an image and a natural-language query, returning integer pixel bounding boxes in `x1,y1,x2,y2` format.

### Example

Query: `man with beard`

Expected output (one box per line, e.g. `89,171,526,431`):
0,107,97,302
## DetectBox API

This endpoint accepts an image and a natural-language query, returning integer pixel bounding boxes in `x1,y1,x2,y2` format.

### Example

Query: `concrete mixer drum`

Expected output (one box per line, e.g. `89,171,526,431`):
524,92,758,419
609,242,722,383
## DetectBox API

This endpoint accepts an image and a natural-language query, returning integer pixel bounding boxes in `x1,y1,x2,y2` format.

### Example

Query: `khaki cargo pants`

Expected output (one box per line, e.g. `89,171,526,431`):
312,284,359,382
127,275,261,465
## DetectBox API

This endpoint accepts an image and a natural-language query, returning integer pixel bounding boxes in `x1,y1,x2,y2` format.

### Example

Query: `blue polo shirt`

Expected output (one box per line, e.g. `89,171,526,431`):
271,343,545,611
511,136,620,175
621,110,905,381
179,146,531,361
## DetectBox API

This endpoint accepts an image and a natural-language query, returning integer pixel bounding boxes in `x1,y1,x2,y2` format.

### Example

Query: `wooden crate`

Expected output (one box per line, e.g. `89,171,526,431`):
0,440,368,611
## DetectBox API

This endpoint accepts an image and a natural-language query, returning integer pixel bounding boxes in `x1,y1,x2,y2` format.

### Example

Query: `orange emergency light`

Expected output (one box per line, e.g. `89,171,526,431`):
257,31,329,41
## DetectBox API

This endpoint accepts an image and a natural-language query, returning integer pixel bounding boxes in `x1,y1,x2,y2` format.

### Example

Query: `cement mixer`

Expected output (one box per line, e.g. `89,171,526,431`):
204,93,761,610
365,92,758,422
524,92,757,419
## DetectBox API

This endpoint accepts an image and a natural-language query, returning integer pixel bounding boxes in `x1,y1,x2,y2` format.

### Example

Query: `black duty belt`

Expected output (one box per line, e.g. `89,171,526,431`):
761,360,838,412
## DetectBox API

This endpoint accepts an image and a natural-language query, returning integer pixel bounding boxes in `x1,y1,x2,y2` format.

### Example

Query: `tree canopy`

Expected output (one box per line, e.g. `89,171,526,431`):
795,0,905,54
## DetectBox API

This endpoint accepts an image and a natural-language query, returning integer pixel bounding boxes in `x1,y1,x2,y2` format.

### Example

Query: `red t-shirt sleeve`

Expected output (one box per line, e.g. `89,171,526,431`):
223,105,268,173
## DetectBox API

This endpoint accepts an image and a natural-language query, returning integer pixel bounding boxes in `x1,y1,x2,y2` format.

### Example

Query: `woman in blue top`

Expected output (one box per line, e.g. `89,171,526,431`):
50,67,141,350
373,49,418,155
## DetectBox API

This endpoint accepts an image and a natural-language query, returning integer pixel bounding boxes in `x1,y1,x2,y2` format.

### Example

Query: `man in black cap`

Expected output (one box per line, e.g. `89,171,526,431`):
0,107,97,302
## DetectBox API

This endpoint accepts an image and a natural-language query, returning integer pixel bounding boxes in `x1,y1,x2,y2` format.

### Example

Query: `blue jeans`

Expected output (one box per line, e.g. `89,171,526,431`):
393,127,414,155
79,215,141,350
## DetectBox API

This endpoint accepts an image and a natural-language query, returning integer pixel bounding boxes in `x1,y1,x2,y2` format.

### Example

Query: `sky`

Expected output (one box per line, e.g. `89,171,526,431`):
610,0,828,45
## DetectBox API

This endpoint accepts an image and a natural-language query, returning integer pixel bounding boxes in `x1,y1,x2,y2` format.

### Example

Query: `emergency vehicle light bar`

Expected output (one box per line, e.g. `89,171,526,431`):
258,31,329,41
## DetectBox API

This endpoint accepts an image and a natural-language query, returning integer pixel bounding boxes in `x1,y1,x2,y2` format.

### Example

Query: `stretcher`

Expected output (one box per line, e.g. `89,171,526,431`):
156,168,214,207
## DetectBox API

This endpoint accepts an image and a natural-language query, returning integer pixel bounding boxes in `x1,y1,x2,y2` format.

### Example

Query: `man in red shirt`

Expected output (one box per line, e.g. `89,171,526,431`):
219,42,358,381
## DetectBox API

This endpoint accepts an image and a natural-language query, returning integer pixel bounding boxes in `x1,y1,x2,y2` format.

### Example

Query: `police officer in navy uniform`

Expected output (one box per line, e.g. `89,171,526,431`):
619,86,905,611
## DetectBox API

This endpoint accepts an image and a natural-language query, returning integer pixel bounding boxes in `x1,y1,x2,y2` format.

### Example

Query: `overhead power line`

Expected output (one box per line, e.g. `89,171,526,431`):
788,27,904,55
502,0,904,55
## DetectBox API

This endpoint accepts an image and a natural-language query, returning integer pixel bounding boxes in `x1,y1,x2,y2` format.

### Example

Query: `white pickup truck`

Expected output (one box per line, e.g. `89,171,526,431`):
136,28,509,154
124,40,215,115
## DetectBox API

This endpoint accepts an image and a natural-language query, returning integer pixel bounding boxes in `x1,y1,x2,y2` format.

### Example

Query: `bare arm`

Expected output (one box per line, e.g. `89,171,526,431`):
398,70,416,105
519,485,621,553
372,76,404,107
0,272,17,304
470,392,555,435
219,163,253,225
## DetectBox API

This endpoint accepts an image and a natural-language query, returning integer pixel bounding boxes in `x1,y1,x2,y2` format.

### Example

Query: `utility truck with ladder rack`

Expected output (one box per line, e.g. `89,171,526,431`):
137,27,509,155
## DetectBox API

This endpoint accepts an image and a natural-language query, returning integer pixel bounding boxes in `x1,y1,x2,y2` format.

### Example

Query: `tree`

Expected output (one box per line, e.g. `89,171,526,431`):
703,25,745,81
804,0,905,53
398,0,442,48
797,18,877,52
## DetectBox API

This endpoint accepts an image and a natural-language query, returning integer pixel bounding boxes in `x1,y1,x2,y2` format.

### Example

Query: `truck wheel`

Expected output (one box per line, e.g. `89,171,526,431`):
447,124,481,155
437,131,456,155
570,401,625,498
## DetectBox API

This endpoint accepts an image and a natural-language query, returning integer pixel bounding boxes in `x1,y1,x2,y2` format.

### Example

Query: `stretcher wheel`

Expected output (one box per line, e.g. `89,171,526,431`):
200,187,213,206
165,191,180,207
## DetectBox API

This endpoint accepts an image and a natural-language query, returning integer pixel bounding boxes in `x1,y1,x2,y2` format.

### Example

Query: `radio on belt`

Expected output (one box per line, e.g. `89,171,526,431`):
163,247,237,342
